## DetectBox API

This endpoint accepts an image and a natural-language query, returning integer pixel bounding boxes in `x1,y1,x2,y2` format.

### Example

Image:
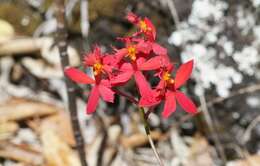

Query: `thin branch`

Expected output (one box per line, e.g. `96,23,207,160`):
139,107,164,166
226,143,247,159
65,0,78,18
114,89,138,104
199,94,227,164
242,115,260,144
166,0,180,29
80,0,90,38
54,0,87,166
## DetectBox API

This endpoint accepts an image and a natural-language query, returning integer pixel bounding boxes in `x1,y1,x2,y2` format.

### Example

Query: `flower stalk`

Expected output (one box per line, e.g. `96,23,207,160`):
139,107,164,166
114,90,164,165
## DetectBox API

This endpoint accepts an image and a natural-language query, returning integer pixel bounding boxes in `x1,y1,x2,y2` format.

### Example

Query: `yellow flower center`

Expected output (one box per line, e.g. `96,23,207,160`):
139,20,147,31
127,46,137,61
139,20,152,32
93,62,103,76
163,72,175,84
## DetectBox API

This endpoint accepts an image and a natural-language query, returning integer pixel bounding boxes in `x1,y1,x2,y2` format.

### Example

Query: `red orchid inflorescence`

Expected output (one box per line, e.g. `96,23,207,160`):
65,13,197,118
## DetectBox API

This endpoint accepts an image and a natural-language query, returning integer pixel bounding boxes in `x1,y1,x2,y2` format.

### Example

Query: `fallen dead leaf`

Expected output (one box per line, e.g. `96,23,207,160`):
0,141,43,165
0,98,59,122
26,118,42,134
40,119,81,166
0,121,18,140
0,37,46,55
227,155,260,166
108,125,121,143
87,134,104,166
21,58,63,79
40,111,75,146
0,19,14,38
186,134,214,166
102,146,117,166
120,131,163,149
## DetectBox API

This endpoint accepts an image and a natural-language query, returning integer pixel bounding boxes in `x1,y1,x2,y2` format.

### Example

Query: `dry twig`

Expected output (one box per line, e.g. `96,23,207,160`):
55,0,87,165
166,0,180,29
199,94,227,164
242,115,260,144
80,0,90,38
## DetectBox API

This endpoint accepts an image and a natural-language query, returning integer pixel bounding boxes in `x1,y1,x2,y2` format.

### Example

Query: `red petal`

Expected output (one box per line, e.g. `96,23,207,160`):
103,65,113,74
120,62,133,71
100,79,110,87
175,91,197,114
126,12,139,24
65,67,95,84
111,63,133,85
139,91,161,107
84,54,96,66
115,48,128,63
156,79,166,90
166,62,174,72
162,91,176,118
111,70,133,85
136,57,146,68
152,43,167,55
139,56,166,71
144,18,156,41
93,46,102,55
98,85,115,103
86,86,100,114
103,55,117,67
84,46,101,66
175,60,194,89
134,71,152,97
136,40,152,54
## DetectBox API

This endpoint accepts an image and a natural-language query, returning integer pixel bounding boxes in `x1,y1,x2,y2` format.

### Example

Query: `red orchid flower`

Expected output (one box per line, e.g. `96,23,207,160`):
84,46,115,77
138,53,170,71
139,60,197,118
111,57,152,98
114,38,167,66
112,39,170,98
111,55,169,98
114,38,151,63
66,47,116,114
64,13,197,120
65,67,114,114
131,38,168,56
126,12,156,41
126,13,166,56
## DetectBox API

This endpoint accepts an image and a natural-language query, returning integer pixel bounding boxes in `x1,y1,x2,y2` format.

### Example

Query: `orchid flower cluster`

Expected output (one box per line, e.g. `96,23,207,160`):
65,13,197,118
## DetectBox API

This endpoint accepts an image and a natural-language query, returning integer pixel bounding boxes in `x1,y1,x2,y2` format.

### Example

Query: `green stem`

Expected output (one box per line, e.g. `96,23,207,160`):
115,91,164,165
139,107,164,166
139,107,150,135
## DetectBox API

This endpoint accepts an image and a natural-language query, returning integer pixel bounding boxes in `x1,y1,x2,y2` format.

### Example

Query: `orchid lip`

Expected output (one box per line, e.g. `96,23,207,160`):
127,46,137,61
139,20,152,32
93,62,103,76
139,20,147,31
162,71,175,85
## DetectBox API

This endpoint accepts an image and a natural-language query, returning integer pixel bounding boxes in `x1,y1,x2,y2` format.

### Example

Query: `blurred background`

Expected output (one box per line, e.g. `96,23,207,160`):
0,0,260,165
